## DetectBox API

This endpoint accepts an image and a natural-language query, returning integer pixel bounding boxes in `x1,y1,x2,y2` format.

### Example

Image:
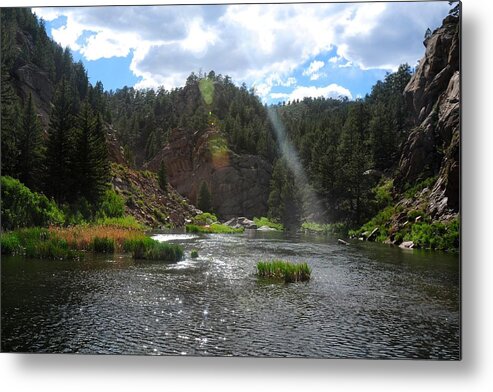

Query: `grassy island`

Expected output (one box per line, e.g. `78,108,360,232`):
256,260,311,283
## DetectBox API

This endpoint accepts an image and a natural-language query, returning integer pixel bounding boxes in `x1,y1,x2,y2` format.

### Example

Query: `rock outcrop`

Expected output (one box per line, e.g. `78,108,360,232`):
110,163,201,228
145,127,272,220
395,14,460,219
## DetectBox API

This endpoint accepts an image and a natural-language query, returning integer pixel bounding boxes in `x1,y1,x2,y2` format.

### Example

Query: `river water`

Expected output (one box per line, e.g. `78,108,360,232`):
1,231,460,359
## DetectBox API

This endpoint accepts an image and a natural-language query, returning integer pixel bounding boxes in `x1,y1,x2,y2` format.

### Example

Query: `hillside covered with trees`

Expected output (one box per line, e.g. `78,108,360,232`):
1,7,459,251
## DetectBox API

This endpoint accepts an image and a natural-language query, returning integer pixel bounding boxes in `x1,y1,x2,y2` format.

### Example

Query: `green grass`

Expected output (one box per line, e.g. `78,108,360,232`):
253,217,284,231
191,249,199,258
301,222,349,237
91,237,115,253
403,176,437,198
186,223,244,234
404,217,459,251
0,228,82,260
192,212,218,225
95,215,146,230
348,205,396,242
256,260,311,283
123,237,183,261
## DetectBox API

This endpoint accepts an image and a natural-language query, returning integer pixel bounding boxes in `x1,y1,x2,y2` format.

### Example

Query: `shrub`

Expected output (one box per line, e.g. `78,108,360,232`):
96,189,125,219
186,223,243,234
91,237,115,253
197,181,212,212
253,217,284,231
1,176,64,230
301,222,348,237
0,232,21,255
192,212,218,225
256,260,311,283
95,215,145,230
158,161,167,191
191,249,199,258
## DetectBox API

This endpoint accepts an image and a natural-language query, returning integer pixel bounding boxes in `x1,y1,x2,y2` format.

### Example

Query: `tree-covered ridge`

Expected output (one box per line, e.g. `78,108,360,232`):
1,8,110,217
106,71,277,167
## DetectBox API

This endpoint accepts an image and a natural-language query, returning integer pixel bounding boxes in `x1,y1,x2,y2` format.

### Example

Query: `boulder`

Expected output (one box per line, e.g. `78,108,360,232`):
399,241,415,249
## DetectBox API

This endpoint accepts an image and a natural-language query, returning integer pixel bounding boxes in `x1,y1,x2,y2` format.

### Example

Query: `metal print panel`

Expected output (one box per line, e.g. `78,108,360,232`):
0,1,460,359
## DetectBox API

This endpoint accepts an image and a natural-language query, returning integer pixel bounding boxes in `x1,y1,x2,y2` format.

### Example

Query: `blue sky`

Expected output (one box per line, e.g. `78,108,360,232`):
34,1,451,103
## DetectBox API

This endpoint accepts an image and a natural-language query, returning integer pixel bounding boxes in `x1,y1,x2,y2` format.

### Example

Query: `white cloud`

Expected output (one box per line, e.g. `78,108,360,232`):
270,92,290,100
303,60,325,77
33,2,451,93
288,84,352,101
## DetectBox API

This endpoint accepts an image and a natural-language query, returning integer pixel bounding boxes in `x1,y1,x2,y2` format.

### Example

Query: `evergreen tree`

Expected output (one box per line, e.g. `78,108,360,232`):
44,80,75,203
197,181,212,212
17,94,45,190
268,159,301,230
158,160,167,191
1,67,21,177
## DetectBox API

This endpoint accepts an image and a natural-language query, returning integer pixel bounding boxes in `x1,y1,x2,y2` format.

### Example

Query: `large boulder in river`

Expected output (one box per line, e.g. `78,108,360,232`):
145,127,272,220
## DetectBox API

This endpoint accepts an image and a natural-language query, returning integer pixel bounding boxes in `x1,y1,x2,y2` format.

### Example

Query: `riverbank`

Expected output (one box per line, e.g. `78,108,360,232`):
0,217,183,261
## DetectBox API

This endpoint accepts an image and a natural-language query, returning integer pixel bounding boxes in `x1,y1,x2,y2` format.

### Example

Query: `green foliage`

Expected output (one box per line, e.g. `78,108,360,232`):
268,158,302,230
0,232,21,255
96,189,125,219
17,94,45,190
404,218,460,251
301,222,348,237
123,237,183,261
190,249,199,258
186,223,243,234
253,217,284,231
373,179,393,209
349,205,396,242
192,212,218,225
256,260,311,283
404,176,437,198
197,181,212,213
0,228,82,260
91,236,115,253
158,160,167,191
1,176,65,230
122,236,156,254
95,215,145,230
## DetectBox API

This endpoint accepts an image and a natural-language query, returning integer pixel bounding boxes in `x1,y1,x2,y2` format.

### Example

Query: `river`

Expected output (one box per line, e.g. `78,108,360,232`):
1,231,460,358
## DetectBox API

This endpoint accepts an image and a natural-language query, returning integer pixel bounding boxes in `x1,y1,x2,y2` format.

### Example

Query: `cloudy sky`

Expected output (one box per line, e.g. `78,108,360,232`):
33,1,451,103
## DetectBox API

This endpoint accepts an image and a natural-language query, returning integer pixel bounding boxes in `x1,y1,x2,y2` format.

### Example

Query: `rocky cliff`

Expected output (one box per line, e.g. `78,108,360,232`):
110,163,201,228
395,14,460,219
145,127,272,220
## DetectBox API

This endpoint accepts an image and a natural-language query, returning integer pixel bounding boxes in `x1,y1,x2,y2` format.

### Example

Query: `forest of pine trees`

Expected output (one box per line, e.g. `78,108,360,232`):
2,8,416,231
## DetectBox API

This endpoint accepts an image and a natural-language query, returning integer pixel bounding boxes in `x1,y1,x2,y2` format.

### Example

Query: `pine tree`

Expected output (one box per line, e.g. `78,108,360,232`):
158,160,167,191
0,67,21,177
197,181,212,212
45,80,75,203
17,94,45,190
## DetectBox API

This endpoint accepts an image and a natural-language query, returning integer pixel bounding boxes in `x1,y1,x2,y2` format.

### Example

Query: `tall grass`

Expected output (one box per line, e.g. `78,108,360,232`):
91,237,115,253
50,225,143,252
1,228,82,260
256,260,311,283
123,237,183,261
